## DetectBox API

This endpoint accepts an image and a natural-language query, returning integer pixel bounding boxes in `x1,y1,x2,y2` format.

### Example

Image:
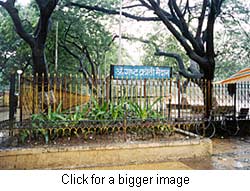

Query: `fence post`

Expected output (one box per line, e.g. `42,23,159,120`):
32,74,35,114
205,79,213,118
20,74,23,123
144,79,147,109
168,78,172,120
9,73,18,136
9,73,16,127
177,76,181,119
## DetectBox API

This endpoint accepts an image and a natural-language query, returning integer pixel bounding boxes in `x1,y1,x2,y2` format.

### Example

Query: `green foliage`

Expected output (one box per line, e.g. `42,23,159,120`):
30,96,163,123
128,97,162,120
141,26,189,75
66,106,88,121
0,7,34,85
87,97,127,120
30,104,66,144
214,0,250,80
32,103,67,126
87,97,110,120
108,98,127,120
17,95,166,145
0,0,119,85
19,129,30,144
46,0,118,77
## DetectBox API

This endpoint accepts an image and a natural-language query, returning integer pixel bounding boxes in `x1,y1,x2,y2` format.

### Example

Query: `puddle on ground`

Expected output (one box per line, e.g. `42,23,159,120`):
181,136,250,170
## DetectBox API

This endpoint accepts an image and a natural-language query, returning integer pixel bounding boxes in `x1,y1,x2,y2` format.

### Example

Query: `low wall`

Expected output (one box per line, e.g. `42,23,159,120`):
0,138,212,169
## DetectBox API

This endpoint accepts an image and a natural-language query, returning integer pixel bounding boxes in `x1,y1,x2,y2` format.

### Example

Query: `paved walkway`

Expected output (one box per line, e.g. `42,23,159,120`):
80,136,250,170
0,107,9,122
82,162,192,170
181,137,250,170
0,107,21,122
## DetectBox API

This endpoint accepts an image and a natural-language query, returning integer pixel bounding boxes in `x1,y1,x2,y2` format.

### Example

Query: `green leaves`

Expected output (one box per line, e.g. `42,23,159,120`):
141,29,189,74
47,1,118,76
214,0,250,80
19,129,30,144
109,99,126,120
128,97,162,120
32,103,90,124
0,4,38,84
31,96,163,123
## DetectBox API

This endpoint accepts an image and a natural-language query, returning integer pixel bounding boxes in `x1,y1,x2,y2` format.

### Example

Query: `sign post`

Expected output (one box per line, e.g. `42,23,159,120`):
111,65,172,80
110,65,172,104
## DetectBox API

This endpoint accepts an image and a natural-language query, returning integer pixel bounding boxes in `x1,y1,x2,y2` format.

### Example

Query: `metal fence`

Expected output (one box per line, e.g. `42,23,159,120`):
19,74,90,120
18,74,250,121
0,74,249,124
0,73,249,147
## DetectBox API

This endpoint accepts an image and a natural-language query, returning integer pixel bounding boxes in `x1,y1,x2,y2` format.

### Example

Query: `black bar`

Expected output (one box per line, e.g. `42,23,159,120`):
20,75,23,123
9,73,16,121
177,77,181,118
109,65,112,102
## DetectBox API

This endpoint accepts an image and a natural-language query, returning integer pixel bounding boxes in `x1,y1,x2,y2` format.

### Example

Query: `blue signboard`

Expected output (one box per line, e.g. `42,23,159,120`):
111,65,171,79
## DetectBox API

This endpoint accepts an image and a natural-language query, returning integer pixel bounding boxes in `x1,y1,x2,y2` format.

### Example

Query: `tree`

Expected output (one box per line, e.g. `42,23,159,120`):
215,0,250,80
0,0,59,88
0,6,35,86
68,0,225,80
0,0,119,90
117,33,191,78
140,24,189,74
67,0,225,115
57,5,118,89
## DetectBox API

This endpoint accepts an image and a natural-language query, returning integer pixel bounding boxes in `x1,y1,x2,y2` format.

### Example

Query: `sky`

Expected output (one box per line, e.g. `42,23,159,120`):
17,0,30,6
14,0,250,65
16,0,250,9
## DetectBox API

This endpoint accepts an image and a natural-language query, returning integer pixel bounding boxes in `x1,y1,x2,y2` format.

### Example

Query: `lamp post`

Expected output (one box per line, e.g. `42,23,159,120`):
17,70,23,109
118,0,123,66
17,70,23,96
55,21,59,73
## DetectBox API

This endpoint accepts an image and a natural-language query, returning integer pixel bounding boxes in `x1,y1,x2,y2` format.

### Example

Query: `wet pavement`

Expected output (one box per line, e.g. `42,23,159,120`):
82,162,192,170
83,136,250,170
181,136,250,170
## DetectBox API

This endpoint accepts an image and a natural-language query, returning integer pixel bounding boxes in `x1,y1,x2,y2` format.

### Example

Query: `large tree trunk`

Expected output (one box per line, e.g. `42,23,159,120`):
0,0,58,90
32,46,49,91
203,59,215,118
204,79,213,118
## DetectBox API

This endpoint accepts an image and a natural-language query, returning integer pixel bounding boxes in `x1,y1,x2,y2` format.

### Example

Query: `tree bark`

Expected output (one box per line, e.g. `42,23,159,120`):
31,45,49,91
0,0,58,90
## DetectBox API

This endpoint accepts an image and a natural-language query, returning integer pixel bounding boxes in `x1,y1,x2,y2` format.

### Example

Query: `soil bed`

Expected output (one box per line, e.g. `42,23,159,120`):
1,128,191,149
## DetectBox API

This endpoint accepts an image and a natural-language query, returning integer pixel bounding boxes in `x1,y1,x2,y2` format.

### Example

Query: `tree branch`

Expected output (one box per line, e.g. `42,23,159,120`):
170,0,205,56
139,0,153,10
147,0,208,67
155,51,203,79
114,34,203,79
196,0,208,40
0,0,35,46
67,2,160,21
206,0,216,57
61,22,97,85
122,4,144,9
36,0,59,45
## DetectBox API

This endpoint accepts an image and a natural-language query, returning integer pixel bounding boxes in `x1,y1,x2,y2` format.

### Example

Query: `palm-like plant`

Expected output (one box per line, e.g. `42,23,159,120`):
87,97,109,120
128,97,162,120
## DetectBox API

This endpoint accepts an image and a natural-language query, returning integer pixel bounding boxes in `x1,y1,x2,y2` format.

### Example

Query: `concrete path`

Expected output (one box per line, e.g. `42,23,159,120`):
0,107,9,122
82,162,192,170
81,136,250,170
181,136,250,170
